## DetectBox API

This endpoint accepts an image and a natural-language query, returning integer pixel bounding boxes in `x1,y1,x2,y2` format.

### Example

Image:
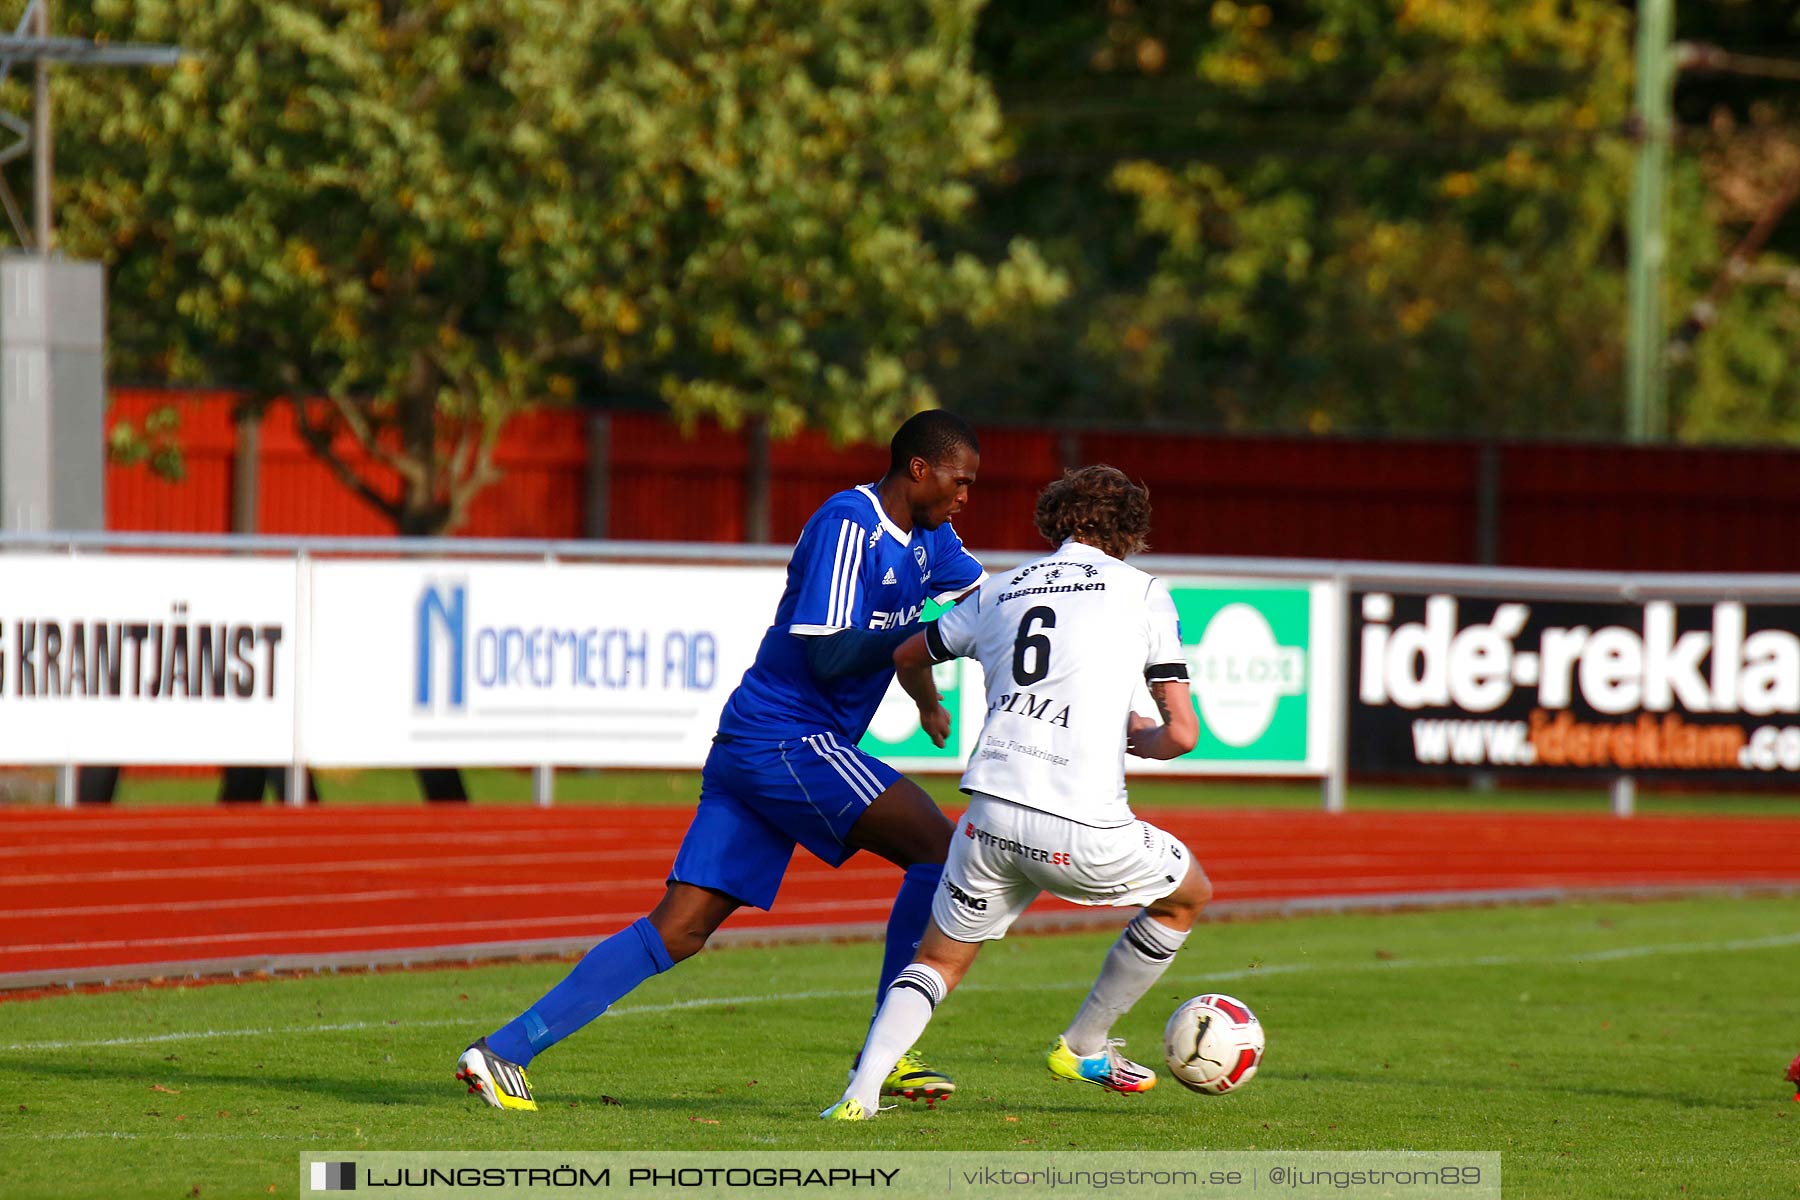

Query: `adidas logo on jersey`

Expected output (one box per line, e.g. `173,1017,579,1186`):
882,567,897,585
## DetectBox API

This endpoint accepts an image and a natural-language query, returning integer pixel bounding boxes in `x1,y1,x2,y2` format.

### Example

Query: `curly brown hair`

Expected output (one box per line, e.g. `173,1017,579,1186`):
1033,465,1151,559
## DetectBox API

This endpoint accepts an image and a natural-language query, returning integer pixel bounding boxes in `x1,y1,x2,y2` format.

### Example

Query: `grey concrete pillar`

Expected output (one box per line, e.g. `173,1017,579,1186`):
0,254,106,532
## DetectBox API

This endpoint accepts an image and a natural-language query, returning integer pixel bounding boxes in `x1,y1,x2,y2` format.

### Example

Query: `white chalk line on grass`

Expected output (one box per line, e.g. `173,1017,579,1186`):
10,1131,493,1143
4,1018,472,1053
6,928,1798,1056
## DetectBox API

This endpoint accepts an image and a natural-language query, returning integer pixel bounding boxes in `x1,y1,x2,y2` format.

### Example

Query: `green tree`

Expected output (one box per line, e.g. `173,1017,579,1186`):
1677,99,1800,440
965,0,1659,434
954,0,1773,440
42,0,1063,533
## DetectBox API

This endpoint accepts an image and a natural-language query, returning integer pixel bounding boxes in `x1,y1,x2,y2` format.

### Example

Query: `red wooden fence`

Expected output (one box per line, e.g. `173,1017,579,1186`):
102,389,1800,572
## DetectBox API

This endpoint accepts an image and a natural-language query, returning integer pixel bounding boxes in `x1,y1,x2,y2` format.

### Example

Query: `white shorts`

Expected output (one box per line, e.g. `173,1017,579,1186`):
931,792,1194,942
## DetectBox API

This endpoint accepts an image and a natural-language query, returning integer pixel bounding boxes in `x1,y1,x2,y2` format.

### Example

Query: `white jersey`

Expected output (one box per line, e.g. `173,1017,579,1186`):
926,539,1188,827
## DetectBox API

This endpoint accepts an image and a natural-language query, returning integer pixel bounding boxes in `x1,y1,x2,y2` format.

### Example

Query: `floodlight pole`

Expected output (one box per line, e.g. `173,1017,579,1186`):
1625,0,1675,444
0,4,185,808
0,1,184,250
30,0,48,250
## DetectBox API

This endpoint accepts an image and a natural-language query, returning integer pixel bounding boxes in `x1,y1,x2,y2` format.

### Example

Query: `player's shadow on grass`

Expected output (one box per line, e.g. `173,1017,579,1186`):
29,1058,450,1107
559,1093,786,1115
29,1057,815,1113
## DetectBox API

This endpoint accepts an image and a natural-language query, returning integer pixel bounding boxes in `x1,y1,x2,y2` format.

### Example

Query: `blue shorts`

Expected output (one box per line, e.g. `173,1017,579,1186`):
669,732,901,911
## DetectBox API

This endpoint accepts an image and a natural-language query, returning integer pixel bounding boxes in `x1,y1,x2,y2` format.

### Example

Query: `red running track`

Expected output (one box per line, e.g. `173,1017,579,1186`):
4,805,1799,987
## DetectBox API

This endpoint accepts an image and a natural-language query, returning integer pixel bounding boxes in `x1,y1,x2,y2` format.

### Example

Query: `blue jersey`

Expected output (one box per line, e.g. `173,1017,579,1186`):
717,485,986,743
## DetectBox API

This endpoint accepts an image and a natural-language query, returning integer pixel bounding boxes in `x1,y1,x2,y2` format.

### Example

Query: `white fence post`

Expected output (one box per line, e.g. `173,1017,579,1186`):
1322,572,1350,814
1611,775,1636,818
287,549,311,808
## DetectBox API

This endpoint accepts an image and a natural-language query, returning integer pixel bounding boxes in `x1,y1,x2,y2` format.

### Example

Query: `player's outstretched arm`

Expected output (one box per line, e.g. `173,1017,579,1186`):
1126,681,1199,760
800,625,917,681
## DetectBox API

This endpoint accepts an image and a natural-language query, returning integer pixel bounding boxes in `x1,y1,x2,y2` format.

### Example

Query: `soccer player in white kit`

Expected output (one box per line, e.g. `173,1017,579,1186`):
822,465,1211,1119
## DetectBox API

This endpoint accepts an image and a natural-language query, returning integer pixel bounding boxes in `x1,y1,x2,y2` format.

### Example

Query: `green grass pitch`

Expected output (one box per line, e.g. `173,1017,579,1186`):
3,896,1797,1198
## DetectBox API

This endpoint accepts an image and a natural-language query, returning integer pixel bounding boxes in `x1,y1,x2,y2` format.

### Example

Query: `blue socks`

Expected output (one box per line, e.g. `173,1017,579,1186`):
486,867,941,1063
877,863,942,1004
486,917,674,1066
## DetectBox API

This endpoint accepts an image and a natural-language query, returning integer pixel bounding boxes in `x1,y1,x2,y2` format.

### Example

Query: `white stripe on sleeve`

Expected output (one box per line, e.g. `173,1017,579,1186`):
828,520,853,628
837,526,865,629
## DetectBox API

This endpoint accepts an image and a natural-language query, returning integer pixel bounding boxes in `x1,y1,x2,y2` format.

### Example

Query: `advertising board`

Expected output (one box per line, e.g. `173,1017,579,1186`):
0,555,297,764
864,577,1341,779
305,561,784,767
1352,590,1800,777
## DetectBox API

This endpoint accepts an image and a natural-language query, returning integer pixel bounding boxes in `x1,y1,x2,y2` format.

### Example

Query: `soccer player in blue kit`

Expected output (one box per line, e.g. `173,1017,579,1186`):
457,411,987,1111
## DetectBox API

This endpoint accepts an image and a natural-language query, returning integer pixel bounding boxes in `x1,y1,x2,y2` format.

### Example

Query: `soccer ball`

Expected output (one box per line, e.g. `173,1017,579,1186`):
1163,993,1264,1094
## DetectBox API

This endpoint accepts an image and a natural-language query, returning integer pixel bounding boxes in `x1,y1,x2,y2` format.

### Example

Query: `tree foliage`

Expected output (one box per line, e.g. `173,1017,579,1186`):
40,0,1063,532
1680,91,1800,442
24,0,1800,476
954,0,1800,444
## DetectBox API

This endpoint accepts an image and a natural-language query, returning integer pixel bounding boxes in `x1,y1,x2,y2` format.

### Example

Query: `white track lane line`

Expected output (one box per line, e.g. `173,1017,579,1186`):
6,868,1761,927
0,898,903,956
1,849,675,887
0,868,901,922
10,874,1785,949
6,929,1797,1055
0,828,685,859
0,810,694,831
3,857,1758,890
